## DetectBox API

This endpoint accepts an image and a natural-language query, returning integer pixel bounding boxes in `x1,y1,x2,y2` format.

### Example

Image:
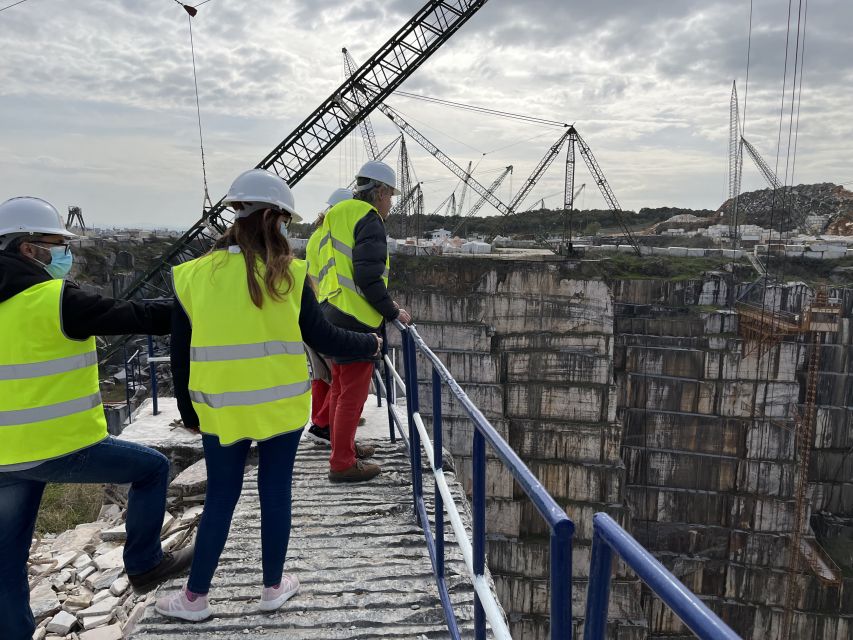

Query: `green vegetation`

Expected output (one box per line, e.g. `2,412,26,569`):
291,206,714,240
590,253,750,282
36,484,104,535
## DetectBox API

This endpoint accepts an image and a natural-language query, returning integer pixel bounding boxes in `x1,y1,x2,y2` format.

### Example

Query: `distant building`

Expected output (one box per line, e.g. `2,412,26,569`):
428,228,452,244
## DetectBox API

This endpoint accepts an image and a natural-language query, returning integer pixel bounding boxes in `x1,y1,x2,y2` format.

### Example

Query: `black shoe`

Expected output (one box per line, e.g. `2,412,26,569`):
128,545,195,595
305,424,331,447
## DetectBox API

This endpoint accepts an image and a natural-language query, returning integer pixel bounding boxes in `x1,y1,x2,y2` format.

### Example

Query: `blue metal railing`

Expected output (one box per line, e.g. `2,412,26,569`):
377,321,575,640
584,513,740,640
375,321,743,640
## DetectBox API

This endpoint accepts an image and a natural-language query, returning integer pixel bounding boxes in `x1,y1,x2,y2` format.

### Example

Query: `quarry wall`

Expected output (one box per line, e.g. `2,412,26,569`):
389,255,853,640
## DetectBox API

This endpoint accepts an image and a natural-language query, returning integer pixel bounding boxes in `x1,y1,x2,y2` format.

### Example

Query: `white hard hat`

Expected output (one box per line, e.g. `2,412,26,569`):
0,197,76,250
222,169,302,223
326,188,353,207
354,161,400,195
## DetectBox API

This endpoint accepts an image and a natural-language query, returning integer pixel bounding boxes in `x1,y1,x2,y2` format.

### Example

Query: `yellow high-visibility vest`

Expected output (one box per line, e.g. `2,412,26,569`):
172,250,310,444
305,226,323,290
316,199,390,329
0,280,106,466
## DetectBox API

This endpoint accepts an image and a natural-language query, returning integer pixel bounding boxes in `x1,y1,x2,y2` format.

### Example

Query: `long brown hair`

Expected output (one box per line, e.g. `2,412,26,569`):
212,207,294,308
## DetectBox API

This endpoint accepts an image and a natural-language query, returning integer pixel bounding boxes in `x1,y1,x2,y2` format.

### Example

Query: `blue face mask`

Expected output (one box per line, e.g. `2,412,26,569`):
37,246,74,279
279,221,289,238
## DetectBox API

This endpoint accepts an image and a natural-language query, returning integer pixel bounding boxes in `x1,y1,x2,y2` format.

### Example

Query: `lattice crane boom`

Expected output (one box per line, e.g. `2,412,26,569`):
741,136,782,190
728,80,743,202
389,183,422,218
118,0,490,301
379,104,513,215
457,161,473,215
508,128,571,213
342,47,380,160
451,165,512,235
573,128,641,255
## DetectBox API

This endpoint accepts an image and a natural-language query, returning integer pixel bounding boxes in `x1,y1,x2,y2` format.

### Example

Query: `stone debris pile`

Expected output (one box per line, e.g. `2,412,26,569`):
27,462,208,640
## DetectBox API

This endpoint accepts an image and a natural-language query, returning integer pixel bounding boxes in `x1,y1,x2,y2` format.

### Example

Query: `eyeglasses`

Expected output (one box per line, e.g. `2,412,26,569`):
33,241,72,255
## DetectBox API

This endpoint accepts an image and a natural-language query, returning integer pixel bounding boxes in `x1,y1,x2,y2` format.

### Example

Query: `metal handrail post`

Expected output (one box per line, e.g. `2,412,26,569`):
588,513,740,640
551,518,574,640
473,428,487,640
402,329,422,521
147,335,159,416
432,368,445,580
583,529,612,640
382,325,396,443
408,330,424,526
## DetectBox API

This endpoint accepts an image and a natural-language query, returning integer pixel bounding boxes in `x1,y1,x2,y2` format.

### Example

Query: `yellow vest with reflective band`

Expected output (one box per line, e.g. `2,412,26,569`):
316,199,390,329
172,251,310,445
0,280,106,466
305,227,323,291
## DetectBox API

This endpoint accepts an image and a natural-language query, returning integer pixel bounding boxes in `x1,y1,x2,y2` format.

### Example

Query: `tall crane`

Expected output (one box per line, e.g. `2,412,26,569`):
727,81,744,248
451,165,513,236
66,206,86,232
117,0,491,302
397,136,415,237
456,161,474,216
342,48,379,160
568,128,641,255
389,182,422,224
431,191,456,217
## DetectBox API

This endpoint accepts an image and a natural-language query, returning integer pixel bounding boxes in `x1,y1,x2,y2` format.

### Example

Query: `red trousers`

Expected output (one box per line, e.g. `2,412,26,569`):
311,379,330,427
328,361,374,471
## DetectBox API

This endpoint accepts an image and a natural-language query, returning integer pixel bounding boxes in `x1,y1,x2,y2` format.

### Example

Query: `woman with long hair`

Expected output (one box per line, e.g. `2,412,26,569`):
155,170,380,621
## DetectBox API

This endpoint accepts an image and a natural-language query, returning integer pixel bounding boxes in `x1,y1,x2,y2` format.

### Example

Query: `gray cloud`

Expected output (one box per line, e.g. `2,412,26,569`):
0,0,850,227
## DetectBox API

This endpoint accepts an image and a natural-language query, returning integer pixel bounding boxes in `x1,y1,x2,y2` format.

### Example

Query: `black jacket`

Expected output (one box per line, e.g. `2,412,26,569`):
170,276,379,429
321,207,399,333
0,251,172,339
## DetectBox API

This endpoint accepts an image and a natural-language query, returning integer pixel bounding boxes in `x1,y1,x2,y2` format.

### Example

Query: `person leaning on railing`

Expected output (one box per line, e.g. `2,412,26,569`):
316,161,412,483
0,197,193,640
158,169,381,621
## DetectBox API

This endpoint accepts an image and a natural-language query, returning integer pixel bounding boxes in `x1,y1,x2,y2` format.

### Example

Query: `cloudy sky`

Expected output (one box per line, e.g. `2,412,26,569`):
1,0,851,229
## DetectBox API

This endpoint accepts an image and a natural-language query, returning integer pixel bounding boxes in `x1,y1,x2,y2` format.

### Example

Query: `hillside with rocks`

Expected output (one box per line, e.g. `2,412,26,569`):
717,182,853,232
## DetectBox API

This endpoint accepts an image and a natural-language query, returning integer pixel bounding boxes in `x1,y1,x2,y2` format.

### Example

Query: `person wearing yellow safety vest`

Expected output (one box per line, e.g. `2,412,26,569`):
304,187,352,448
0,197,193,640
156,170,380,622
317,161,412,483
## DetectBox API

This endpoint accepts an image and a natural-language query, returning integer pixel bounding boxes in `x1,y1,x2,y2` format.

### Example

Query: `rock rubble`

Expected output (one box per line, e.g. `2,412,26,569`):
28,483,204,640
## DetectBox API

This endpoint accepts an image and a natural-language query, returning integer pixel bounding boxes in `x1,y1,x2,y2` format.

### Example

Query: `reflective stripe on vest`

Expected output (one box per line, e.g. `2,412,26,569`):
317,200,390,328
173,251,311,444
0,280,107,466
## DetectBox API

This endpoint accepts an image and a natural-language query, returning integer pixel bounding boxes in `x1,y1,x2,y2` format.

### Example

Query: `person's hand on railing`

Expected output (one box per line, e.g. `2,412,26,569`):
397,308,412,325
372,333,384,357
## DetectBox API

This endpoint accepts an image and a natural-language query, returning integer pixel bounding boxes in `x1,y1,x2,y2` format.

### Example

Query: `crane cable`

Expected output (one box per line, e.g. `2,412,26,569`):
173,0,212,210
394,90,568,128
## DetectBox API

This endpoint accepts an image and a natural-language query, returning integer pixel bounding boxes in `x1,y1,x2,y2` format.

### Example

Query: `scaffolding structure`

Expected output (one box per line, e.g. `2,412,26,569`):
737,287,843,637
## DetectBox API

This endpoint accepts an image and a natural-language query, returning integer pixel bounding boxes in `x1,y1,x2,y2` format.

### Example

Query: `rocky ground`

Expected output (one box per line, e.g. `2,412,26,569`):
718,182,853,232
27,460,207,640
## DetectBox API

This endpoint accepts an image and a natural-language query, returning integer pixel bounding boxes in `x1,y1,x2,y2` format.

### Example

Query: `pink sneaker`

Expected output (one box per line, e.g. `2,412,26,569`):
259,574,300,611
155,586,212,622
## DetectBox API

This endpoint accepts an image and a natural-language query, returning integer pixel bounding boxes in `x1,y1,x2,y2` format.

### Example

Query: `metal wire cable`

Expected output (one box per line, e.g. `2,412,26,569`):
186,12,212,210
394,90,568,128
0,0,31,12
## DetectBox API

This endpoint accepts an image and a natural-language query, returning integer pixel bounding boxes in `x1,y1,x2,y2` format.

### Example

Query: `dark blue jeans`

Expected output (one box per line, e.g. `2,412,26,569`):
0,437,169,640
187,429,302,594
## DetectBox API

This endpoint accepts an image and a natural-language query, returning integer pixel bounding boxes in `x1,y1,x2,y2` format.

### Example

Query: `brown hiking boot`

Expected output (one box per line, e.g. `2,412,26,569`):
328,460,381,483
128,545,195,595
355,443,375,459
